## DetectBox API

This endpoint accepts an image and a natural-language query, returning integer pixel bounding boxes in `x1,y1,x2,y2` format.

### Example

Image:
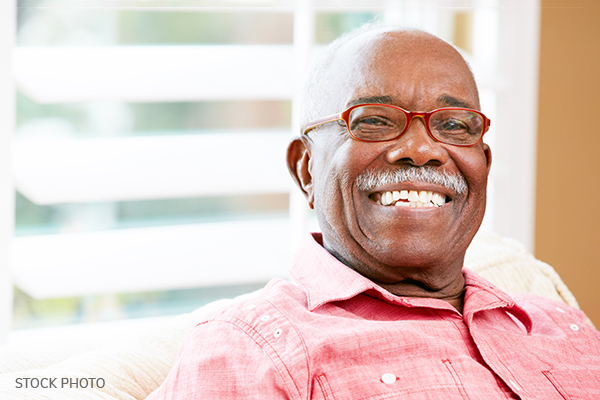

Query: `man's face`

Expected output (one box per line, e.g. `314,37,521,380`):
290,31,492,288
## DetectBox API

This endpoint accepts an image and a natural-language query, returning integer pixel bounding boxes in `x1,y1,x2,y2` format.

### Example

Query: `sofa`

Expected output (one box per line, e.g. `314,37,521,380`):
0,231,585,399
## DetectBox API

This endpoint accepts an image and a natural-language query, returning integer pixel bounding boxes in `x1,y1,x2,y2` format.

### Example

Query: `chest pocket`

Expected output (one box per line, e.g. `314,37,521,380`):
311,360,471,400
543,369,600,400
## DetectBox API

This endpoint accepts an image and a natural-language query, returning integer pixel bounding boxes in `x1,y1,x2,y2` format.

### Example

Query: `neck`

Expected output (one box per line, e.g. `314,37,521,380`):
323,240,467,313
377,274,466,313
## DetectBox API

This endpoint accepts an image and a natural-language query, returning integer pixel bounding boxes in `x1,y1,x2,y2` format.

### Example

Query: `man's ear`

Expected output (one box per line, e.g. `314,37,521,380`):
482,142,492,176
286,136,314,209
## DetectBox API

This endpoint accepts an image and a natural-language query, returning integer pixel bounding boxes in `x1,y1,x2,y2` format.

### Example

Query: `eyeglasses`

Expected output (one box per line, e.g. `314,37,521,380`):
301,103,491,147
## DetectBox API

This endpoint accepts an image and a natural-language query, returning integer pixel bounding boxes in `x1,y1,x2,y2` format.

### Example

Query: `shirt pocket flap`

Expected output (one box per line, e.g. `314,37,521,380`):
543,368,600,399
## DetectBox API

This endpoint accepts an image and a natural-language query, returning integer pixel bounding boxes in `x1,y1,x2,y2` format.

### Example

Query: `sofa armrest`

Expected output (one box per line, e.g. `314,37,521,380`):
0,297,238,400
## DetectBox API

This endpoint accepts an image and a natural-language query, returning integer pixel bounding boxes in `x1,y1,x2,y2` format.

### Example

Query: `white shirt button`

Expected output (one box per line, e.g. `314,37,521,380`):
381,373,397,384
260,315,271,322
570,323,580,331
273,329,283,338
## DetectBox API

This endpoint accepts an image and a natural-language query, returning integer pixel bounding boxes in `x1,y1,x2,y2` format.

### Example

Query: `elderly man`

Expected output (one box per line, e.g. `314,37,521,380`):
147,24,600,399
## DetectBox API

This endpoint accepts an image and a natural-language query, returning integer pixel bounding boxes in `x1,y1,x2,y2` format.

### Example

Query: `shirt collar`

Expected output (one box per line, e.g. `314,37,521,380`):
462,268,533,333
289,233,379,311
290,233,533,332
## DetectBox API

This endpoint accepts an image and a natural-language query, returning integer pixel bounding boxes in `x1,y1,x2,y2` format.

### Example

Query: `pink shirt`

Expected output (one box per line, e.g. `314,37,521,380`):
148,233,600,399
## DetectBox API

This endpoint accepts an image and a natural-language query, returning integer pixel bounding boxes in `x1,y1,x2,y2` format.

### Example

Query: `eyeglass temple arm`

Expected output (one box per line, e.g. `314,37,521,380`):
301,113,343,135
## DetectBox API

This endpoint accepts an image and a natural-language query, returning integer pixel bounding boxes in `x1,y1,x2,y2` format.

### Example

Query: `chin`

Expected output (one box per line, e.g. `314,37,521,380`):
360,227,473,271
372,242,450,269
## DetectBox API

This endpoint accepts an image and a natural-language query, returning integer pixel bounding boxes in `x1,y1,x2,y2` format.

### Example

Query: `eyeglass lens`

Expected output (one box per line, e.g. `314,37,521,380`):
347,105,484,145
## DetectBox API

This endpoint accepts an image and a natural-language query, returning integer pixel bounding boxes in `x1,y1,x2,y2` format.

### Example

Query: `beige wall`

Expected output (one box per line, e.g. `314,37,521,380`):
536,0,600,325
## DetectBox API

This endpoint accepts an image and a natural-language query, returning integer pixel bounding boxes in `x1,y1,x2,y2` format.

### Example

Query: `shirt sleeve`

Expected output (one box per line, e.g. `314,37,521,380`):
145,319,293,400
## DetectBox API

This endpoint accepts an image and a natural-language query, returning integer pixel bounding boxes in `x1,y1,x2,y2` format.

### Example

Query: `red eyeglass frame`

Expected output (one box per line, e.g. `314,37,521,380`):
301,103,491,147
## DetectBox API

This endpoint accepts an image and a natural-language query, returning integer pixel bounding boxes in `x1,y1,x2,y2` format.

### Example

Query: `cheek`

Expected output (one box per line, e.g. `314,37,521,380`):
311,140,374,215
451,148,490,231
310,141,347,207
452,147,490,193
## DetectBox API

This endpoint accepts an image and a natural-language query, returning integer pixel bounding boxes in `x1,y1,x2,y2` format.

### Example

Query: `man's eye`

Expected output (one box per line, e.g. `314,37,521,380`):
362,117,387,125
352,116,391,129
438,119,469,132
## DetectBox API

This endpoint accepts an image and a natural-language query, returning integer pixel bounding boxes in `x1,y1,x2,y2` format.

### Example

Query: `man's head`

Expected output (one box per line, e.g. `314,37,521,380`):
287,24,492,300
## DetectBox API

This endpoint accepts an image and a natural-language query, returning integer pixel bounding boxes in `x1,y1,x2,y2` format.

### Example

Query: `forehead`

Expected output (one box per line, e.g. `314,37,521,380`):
327,30,480,111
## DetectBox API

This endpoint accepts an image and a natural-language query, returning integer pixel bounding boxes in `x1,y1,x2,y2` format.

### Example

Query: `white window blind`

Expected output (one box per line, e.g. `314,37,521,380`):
3,0,540,341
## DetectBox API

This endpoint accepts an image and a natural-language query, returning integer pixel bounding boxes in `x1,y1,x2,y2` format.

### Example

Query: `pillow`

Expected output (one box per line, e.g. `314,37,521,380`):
465,231,579,308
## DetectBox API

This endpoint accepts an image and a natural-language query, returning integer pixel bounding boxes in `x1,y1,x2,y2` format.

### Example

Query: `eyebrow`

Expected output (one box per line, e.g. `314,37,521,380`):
437,95,473,109
347,96,394,107
346,94,475,109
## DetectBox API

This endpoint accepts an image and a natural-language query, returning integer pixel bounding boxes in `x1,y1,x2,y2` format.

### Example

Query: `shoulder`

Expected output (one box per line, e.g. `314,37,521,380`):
194,279,310,351
148,280,310,400
177,279,312,399
203,278,308,324
196,279,311,358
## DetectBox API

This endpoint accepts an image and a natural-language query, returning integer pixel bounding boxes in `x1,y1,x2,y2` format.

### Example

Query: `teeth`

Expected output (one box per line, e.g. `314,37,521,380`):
418,191,432,202
432,193,445,206
384,191,393,205
380,191,393,206
376,190,447,208
407,191,419,202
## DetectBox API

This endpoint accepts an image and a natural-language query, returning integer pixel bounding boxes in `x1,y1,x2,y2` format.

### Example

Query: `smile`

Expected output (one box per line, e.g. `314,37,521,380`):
369,190,448,208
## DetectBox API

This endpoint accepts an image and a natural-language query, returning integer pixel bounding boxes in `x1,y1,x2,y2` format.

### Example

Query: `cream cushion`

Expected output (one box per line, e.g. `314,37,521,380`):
0,231,582,399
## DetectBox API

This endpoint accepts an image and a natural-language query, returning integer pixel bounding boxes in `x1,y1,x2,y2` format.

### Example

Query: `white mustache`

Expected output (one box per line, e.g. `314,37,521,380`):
355,166,467,195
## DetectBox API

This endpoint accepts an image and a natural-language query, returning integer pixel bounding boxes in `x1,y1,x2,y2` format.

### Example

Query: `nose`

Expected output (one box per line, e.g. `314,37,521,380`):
384,115,448,167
